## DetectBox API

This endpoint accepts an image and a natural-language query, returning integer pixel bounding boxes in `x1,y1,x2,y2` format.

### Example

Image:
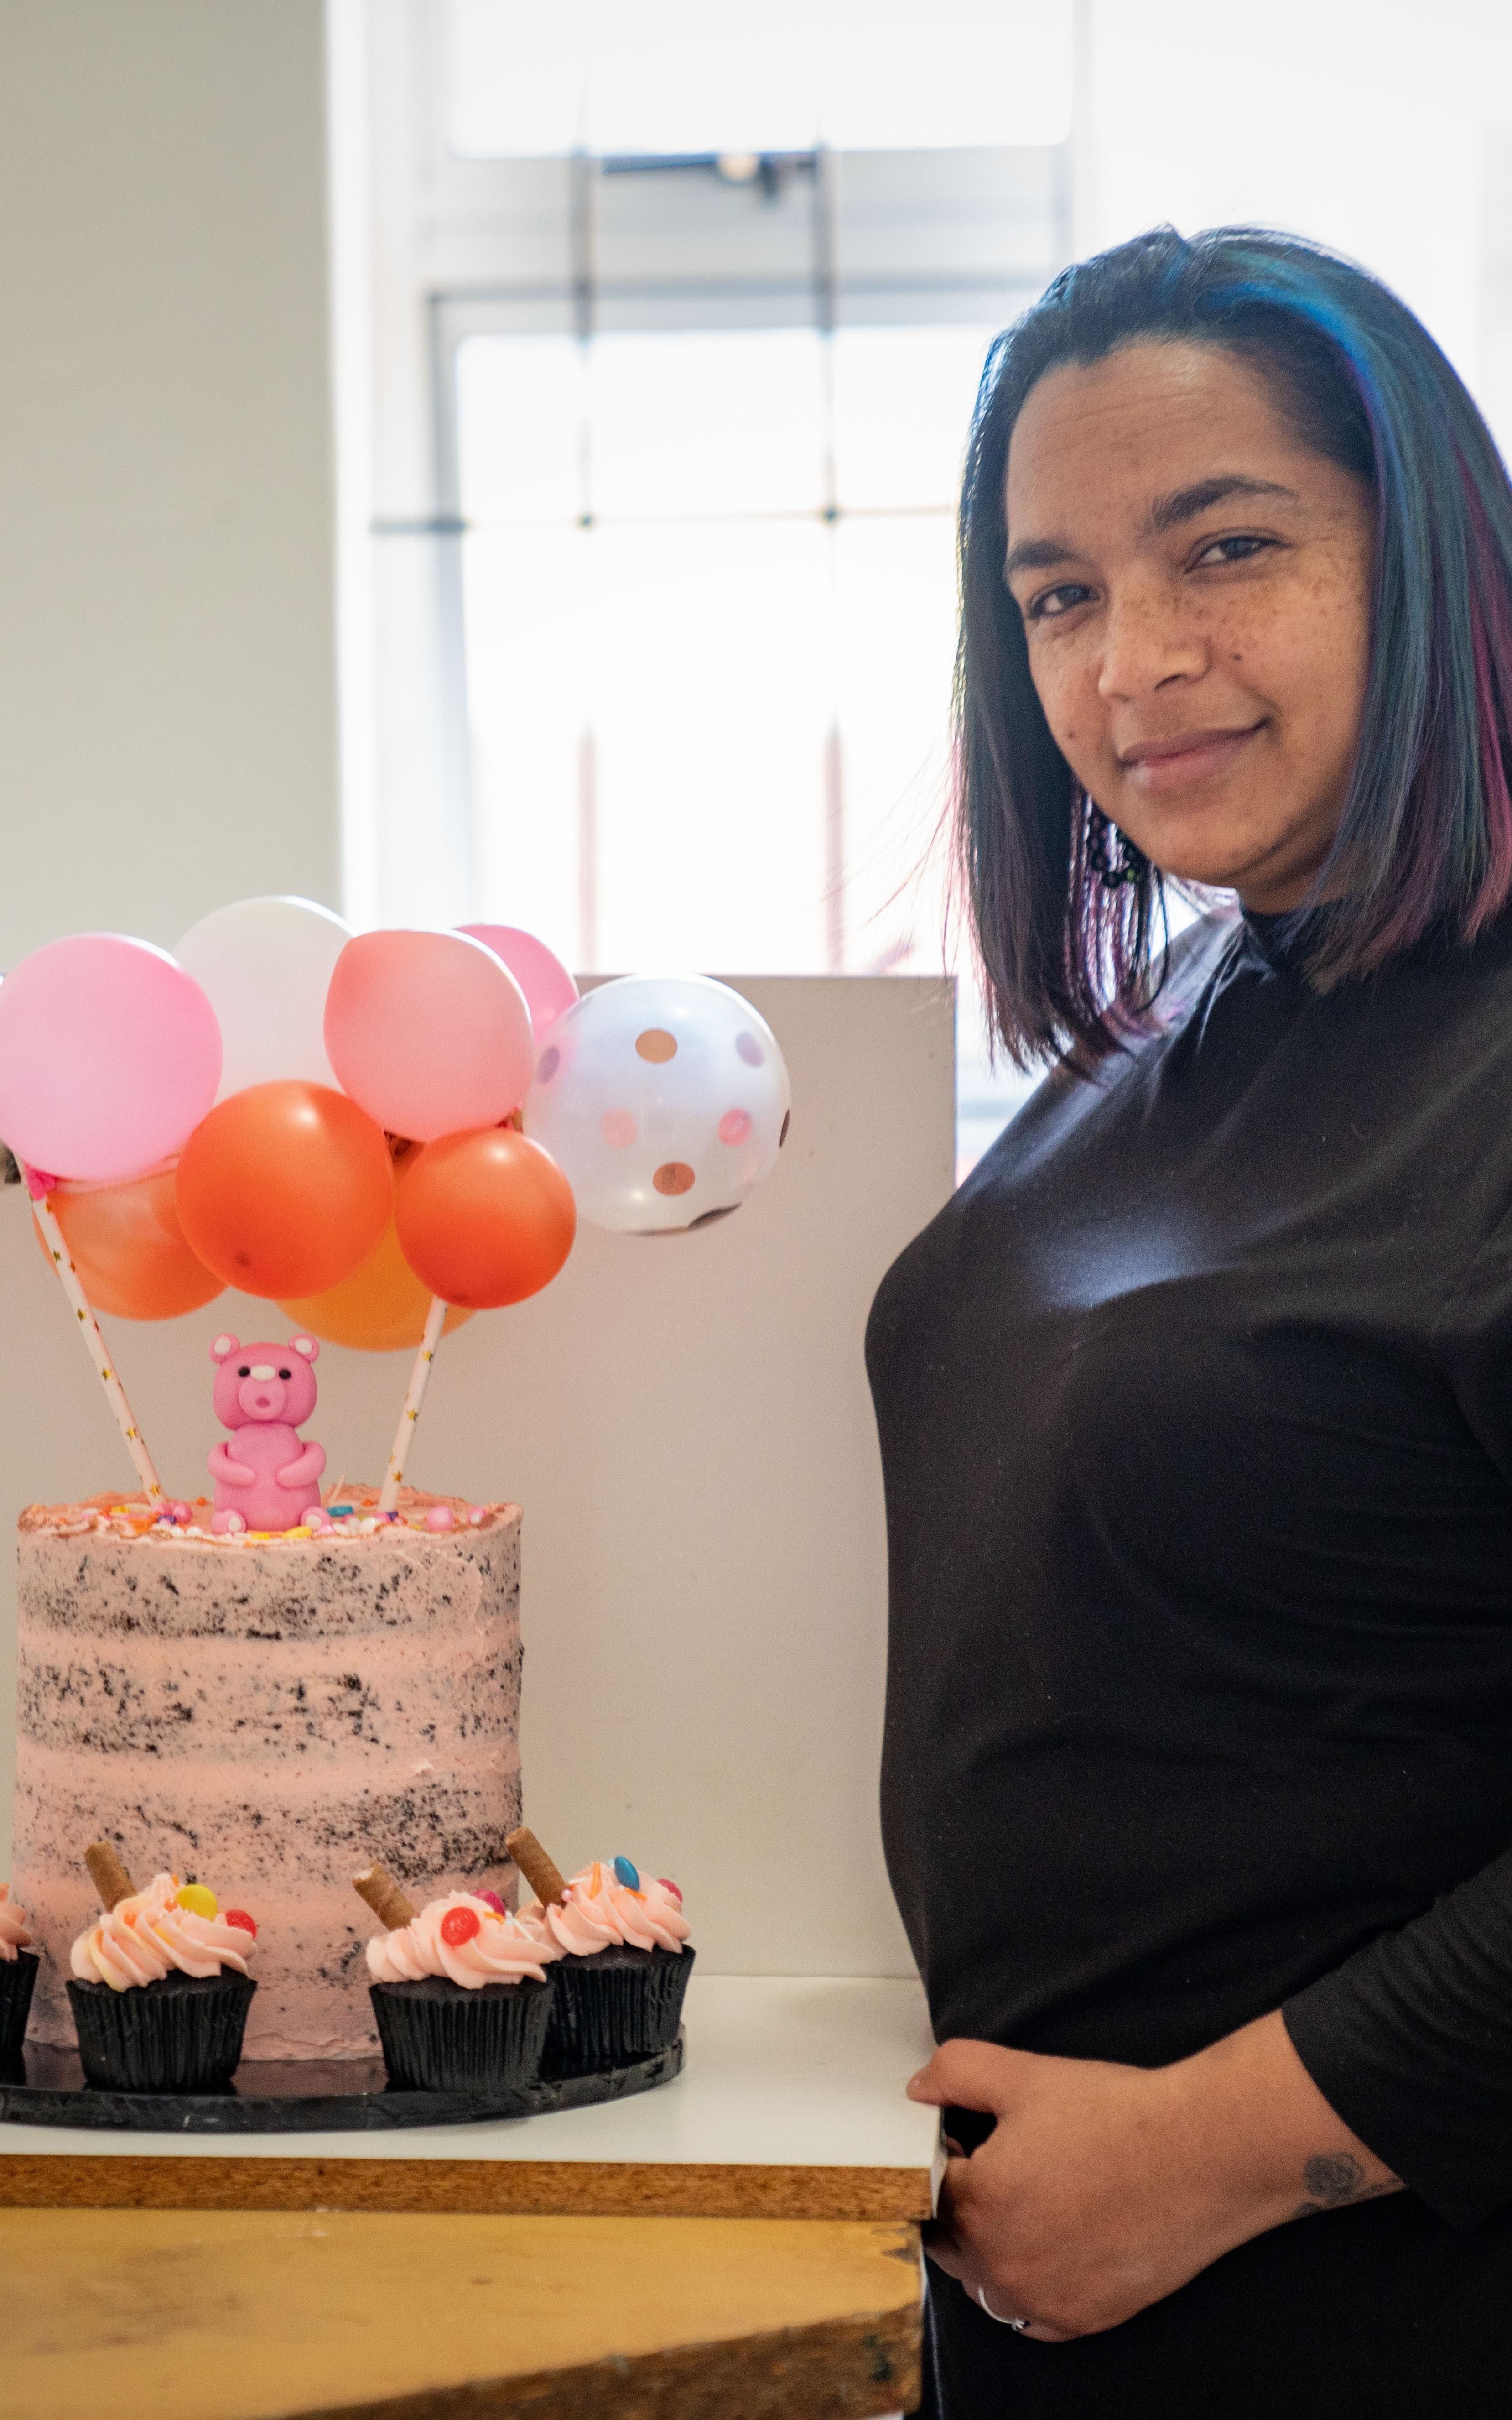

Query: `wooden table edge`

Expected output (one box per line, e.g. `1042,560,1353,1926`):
0,2150,934,2221
10,2210,925,2420
301,2293,923,2420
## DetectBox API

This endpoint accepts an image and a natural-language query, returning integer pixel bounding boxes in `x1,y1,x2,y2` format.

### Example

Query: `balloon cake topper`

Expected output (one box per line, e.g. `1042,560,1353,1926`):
0,897,791,1521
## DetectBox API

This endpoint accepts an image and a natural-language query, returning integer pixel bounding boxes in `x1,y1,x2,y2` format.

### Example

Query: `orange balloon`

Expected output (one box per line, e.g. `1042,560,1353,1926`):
395,1128,576,1310
176,1080,392,1300
33,1168,224,1320
279,1212,473,1352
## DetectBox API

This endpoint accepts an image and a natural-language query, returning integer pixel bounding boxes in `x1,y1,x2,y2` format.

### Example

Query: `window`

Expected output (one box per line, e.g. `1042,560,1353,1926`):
334,1,1073,1164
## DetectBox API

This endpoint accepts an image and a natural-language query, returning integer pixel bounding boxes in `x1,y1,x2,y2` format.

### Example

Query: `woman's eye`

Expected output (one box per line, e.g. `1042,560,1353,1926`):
1193,533,1273,569
1025,581,1094,622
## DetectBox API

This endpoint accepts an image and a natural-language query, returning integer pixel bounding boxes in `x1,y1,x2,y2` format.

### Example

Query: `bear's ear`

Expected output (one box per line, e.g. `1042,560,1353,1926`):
290,1335,319,1362
210,1334,240,1363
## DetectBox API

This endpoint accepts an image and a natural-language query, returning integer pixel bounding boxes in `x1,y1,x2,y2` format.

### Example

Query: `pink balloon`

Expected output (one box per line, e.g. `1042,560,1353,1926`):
0,934,222,1183
324,929,535,1142
458,925,579,1041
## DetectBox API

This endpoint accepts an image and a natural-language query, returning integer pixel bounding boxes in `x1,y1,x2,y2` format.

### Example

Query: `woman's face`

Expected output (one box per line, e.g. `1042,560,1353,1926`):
1003,341,1375,912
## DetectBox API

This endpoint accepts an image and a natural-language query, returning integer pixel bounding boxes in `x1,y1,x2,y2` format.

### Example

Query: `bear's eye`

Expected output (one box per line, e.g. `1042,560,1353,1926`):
237,1366,250,1377
278,1368,291,1380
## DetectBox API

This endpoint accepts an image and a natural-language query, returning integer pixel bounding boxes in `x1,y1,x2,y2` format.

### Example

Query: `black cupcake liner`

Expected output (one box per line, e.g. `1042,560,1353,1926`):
67,1972,257,2092
0,1952,38,2067
543,1943,694,2079
369,1974,552,2093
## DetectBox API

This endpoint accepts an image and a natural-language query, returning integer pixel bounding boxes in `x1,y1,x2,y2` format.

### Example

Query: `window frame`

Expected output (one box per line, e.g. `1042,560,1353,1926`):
342,0,1070,985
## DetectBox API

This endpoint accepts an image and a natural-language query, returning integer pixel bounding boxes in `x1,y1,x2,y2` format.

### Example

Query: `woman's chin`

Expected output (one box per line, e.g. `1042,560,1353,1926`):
1120,808,1325,906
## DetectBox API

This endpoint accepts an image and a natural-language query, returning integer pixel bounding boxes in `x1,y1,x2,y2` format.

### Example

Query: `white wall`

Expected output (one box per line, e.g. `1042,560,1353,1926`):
0,0,341,965
0,976,955,1980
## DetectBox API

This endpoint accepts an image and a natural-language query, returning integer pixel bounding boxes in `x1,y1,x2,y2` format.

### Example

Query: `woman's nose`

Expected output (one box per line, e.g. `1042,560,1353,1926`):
1096,579,1208,703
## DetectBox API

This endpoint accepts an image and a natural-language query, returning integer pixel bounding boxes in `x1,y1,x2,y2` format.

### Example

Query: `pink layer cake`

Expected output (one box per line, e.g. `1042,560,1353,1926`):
10,1486,521,2060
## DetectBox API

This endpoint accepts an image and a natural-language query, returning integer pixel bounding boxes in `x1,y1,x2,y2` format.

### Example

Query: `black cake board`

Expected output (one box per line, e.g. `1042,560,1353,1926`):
0,2034,684,2134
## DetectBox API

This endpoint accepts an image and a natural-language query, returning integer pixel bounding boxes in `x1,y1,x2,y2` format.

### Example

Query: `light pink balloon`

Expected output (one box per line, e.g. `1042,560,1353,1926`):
324,929,535,1142
459,924,579,1041
0,933,222,1183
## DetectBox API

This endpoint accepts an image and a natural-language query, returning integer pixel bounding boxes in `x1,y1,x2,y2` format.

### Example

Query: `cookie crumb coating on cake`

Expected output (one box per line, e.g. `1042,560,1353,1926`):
11,1487,522,2059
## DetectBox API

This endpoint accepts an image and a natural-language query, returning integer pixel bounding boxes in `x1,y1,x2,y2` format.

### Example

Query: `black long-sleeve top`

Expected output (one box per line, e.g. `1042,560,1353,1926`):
868,906,1512,2236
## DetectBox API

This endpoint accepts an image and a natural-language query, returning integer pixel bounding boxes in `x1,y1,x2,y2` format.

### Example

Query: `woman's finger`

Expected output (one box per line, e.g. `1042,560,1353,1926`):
934,2151,976,2236
920,2218,972,2281
907,2037,1030,2112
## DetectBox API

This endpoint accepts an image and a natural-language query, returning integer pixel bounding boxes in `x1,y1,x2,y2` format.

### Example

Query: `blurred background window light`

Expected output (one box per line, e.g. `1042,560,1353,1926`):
443,0,1075,160
348,0,1072,1175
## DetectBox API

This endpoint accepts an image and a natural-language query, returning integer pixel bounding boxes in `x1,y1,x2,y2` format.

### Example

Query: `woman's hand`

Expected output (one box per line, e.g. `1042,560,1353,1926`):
908,2010,1401,2341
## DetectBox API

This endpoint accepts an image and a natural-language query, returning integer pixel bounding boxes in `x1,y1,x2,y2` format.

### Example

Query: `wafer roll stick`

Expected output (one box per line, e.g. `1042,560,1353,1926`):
83,1840,135,1911
352,1862,416,1931
506,1825,568,1908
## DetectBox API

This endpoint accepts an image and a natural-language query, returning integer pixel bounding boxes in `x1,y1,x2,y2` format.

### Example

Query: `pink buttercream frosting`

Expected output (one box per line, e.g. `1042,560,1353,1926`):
13,1487,521,2057
521,1861,691,1956
366,1892,558,1988
0,1885,35,1963
69,1873,257,1992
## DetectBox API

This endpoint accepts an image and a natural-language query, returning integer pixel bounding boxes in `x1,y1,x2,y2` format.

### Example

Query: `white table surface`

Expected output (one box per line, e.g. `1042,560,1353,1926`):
0,1974,943,2178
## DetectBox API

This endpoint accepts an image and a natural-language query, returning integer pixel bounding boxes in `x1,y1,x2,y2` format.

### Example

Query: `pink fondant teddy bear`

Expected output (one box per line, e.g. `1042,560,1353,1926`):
208,1332,327,1535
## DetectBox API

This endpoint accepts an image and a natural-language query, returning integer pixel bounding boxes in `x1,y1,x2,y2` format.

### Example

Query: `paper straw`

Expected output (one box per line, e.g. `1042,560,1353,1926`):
32,1190,165,1504
378,1293,447,1512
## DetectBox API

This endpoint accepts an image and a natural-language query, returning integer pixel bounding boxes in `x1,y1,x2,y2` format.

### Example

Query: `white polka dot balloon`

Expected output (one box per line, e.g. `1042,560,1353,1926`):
521,975,791,1234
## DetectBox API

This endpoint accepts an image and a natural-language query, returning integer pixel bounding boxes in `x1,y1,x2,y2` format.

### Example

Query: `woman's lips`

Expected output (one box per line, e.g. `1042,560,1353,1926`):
1118,725,1262,796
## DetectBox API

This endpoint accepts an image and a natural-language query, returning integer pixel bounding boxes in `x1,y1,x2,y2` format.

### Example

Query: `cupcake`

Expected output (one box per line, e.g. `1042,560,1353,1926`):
508,1826,693,2079
355,1860,557,2094
66,1841,258,2092
0,1884,40,2069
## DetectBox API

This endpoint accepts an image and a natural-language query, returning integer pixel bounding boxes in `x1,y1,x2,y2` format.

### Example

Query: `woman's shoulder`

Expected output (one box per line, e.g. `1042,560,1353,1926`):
865,910,1241,1372
960,905,1242,1176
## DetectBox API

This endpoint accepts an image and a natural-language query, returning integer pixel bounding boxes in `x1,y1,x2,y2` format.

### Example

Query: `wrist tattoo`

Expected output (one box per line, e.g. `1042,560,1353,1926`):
1289,2151,1395,2222
1305,2154,1365,2205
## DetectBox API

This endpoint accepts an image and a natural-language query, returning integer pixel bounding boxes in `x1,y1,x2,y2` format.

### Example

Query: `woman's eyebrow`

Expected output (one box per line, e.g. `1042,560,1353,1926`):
1003,533,1077,579
1146,473,1298,533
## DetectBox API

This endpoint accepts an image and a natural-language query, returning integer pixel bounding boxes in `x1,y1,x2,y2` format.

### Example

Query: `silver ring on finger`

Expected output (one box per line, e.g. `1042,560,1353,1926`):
976,2284,1030,2331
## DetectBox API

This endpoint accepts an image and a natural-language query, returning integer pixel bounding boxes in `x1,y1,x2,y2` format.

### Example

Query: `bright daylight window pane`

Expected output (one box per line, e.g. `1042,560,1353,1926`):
831,324,994,511
462,526,585,974
454,323,1030,1159
461,517,831,975
456,337,585,524
833,515,957,972
457,332,831,971
590,521,830,970
446,0,1072,159
589,331,825,522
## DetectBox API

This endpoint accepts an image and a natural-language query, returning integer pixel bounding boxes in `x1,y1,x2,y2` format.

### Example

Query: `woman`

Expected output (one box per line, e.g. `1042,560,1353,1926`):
867,227,1512,2417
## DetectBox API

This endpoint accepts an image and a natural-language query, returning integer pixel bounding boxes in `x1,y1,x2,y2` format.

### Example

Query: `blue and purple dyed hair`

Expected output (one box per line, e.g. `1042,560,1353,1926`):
956,224,1512,1066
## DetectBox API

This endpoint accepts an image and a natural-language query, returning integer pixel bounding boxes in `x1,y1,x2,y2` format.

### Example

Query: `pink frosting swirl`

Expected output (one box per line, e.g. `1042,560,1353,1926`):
69,1872,256,1992
365,1892,559,1988
521,1861,691,1956
0,1884,35,1964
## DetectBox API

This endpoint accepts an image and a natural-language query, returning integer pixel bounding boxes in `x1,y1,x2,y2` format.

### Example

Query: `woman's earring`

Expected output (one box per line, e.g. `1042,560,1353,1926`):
1086,802,1141,889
